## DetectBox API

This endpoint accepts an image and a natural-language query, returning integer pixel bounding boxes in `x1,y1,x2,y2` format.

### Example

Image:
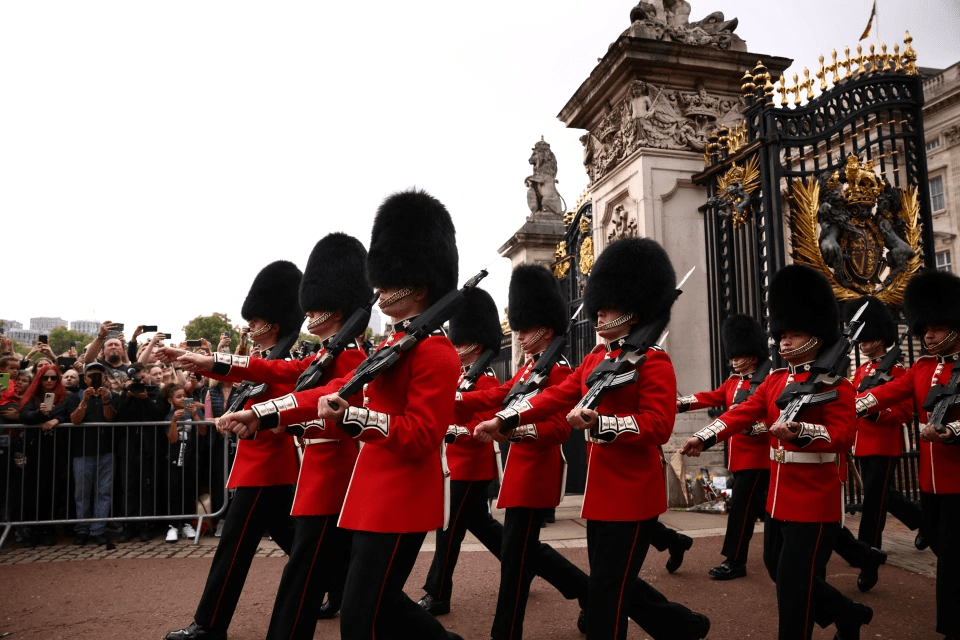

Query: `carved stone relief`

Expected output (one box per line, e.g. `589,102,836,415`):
623,2,746,51
607,204,638,243
581,79,745,184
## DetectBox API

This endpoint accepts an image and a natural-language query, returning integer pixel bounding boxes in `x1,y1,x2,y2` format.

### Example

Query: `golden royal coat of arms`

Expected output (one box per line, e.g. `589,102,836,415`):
790,155,922,305
707,155,760,228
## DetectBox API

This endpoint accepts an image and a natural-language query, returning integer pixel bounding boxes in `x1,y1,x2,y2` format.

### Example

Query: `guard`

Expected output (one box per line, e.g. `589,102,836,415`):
316,189,464,640
682,264,871,640
476,238,710,640
677,313,771,580
857,270,960,640
162,260,303,640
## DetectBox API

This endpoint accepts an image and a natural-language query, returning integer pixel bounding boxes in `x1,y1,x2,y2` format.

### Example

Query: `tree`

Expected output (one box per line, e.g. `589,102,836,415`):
183,313,240,348
48,327,94,356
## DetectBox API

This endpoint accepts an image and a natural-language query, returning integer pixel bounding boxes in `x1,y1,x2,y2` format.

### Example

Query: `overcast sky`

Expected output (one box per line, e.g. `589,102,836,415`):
3,1,958,341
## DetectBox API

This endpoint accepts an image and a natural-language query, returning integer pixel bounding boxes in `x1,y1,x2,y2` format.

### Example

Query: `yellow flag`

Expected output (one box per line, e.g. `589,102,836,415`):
859,1,877,40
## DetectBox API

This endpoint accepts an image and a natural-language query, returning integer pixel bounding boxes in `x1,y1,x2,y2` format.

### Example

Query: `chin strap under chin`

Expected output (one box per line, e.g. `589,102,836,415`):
595,312,635,332
307,311,334,330
779,336,819,358
378,287,414,310
249,323,274,339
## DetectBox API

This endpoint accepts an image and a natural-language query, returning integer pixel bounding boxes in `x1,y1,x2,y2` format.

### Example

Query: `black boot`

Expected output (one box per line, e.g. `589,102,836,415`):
915,531,930,551
834,602,873,640
709,558,747,580
417,593,451,616
666,534,693,573
856,547,887,592
316,592,341,620
164,622,227,640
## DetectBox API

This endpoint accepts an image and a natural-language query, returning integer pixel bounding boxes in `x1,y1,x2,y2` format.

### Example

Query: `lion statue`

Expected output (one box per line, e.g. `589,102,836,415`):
526,138,564,216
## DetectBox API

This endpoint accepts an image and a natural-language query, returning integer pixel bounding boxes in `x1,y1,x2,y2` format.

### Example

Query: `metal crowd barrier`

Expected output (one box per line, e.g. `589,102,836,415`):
0,421,231,550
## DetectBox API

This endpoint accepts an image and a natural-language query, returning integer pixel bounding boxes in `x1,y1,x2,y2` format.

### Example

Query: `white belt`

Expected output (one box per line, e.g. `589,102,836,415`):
303,438,340,446
770,448,837,464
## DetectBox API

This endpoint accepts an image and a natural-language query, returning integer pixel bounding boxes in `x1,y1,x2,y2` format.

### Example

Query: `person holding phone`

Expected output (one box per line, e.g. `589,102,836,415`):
18,365,70,546
66,362,117,548
161,384,206,543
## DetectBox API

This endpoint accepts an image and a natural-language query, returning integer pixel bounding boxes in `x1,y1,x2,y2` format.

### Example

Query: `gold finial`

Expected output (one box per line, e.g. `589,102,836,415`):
817,54,828,91
793,72,802,106
803,67,815,101
854,44,865,75
831,50,841,84
777,74,788,107
741,70,756,102
881,43,891,72
842,46,853,79
893,43,902,72
867,43,876,73
902,31,918,75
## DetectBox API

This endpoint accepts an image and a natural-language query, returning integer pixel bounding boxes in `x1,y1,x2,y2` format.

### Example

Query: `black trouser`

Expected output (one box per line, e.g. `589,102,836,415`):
424,480,586,607
340,530,451,640
833,525,872,568
763,517,856,640
920,491,960,636
266,514,351,640
647,518,682,553
492,507,548,640
193,485,295,631
857,455,922,548
720,468,768,562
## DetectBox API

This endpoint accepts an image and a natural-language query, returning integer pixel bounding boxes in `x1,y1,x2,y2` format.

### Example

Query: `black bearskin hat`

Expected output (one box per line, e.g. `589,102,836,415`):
241,260,304,337
508,264,568,334
449,287,503,354
768,264,839,347
366,189,458,304
584,237,677,326
905,270,960,335
721,314,769,360
843,296,896,347
299,233,372,326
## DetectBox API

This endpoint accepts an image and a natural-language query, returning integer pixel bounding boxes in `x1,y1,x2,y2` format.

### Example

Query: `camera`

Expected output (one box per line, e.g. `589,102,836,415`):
297,340,322,358
142,325,158,332
39,335,48,344
185,340,202,347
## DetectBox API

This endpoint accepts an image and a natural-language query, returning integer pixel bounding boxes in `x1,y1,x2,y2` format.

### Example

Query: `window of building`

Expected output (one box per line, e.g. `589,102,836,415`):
926,138,941,153
930,176,945,212
937,250,952,273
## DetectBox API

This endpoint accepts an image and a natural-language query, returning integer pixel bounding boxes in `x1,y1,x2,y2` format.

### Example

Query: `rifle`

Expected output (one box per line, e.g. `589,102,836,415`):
578,267,694,441
858,330,909,392
226,326,301,414
329,269,489,425
294,293,378,393
458,348,498,392
732,357,773,405
923,358,960,436
496,304,583,434
772,300,868,425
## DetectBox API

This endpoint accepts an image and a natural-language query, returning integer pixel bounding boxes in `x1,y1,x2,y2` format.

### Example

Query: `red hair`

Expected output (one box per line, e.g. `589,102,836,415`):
19,364,66,409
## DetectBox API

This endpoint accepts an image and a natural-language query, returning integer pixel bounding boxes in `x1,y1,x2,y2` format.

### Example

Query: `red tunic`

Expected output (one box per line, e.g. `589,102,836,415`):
204,357,300,489
446,369,500,482
851,361,912,458
329,332,460,533
681,374,771,471
502,344,674,521
861,355,960,494
456,355,571,509
701,366,854,522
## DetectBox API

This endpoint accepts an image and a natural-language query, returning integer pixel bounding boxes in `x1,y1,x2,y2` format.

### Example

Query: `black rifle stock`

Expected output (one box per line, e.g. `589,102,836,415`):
924,358,960,435
772,303,868,425
330,270,489,414
496,332,568,434
294,293,379,393
458,348,498,392
858,330,909,392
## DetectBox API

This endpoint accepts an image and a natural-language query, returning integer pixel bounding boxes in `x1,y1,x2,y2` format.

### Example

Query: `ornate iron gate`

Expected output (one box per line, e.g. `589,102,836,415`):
692,34,934,511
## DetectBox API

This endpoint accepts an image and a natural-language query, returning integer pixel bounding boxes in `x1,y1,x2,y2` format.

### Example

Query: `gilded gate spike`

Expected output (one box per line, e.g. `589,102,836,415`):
867,44,877,72
803,68,815,100
831,50,841,84
902,31,918,75
893,44,902,72
778,74,789,107
843,46,853,79
881,44,891,71
854,44,865,75
741,70,756,98
817,55,829,91
793,73,801,106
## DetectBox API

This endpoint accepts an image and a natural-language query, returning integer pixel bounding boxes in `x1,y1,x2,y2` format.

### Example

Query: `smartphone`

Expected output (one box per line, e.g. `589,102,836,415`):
222,332,230,338
161,333,173,340
43,393,55,411
58,356,77,369
111,323,125,331
142,325,158,333
89,372,103,390
107,330,120,339
185,340,202,347
39,335,48,344
0,373,9,389
183,398,196,411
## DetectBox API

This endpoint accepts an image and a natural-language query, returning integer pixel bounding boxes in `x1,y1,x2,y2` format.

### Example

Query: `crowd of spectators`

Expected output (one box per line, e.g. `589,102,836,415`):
0,320,255,549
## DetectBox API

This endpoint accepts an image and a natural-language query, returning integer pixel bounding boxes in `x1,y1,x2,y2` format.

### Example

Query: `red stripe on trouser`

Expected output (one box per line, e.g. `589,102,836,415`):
210,487,262,627
437,483,472,598
615,524,642,639
289,518,330,640
372,536,402,640
734,472,763,559
870,460,893,547
508,511,535,639
803,524,825,639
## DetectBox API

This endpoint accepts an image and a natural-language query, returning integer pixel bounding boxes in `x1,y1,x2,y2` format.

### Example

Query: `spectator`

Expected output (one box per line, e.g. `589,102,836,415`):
22,341,56,372
66,362,117,548
162,384,205,543
18,364,70,547
15,370,33,397
62,369,80,393
114,363,165,543
83,320,127,376
147,365,164,388
0,355,23,421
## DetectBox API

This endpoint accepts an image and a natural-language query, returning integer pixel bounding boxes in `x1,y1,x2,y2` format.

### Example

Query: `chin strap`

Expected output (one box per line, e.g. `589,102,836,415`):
249,323,274,339
378,287,414,310
928,331,959,355
306,311,334,330
595,312,635,332
779,336,819,358
519,327,545,352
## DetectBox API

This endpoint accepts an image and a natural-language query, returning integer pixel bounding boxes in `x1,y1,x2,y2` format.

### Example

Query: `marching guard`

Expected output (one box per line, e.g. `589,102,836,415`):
856,270,960,640
682,264,871,640
162,260,303,640
677,313,771,581
315,189,464,640
191,233,372,639
476,238,710,640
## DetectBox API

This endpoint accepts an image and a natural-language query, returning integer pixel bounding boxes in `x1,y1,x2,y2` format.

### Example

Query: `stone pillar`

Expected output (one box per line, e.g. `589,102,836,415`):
557,4,790,500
